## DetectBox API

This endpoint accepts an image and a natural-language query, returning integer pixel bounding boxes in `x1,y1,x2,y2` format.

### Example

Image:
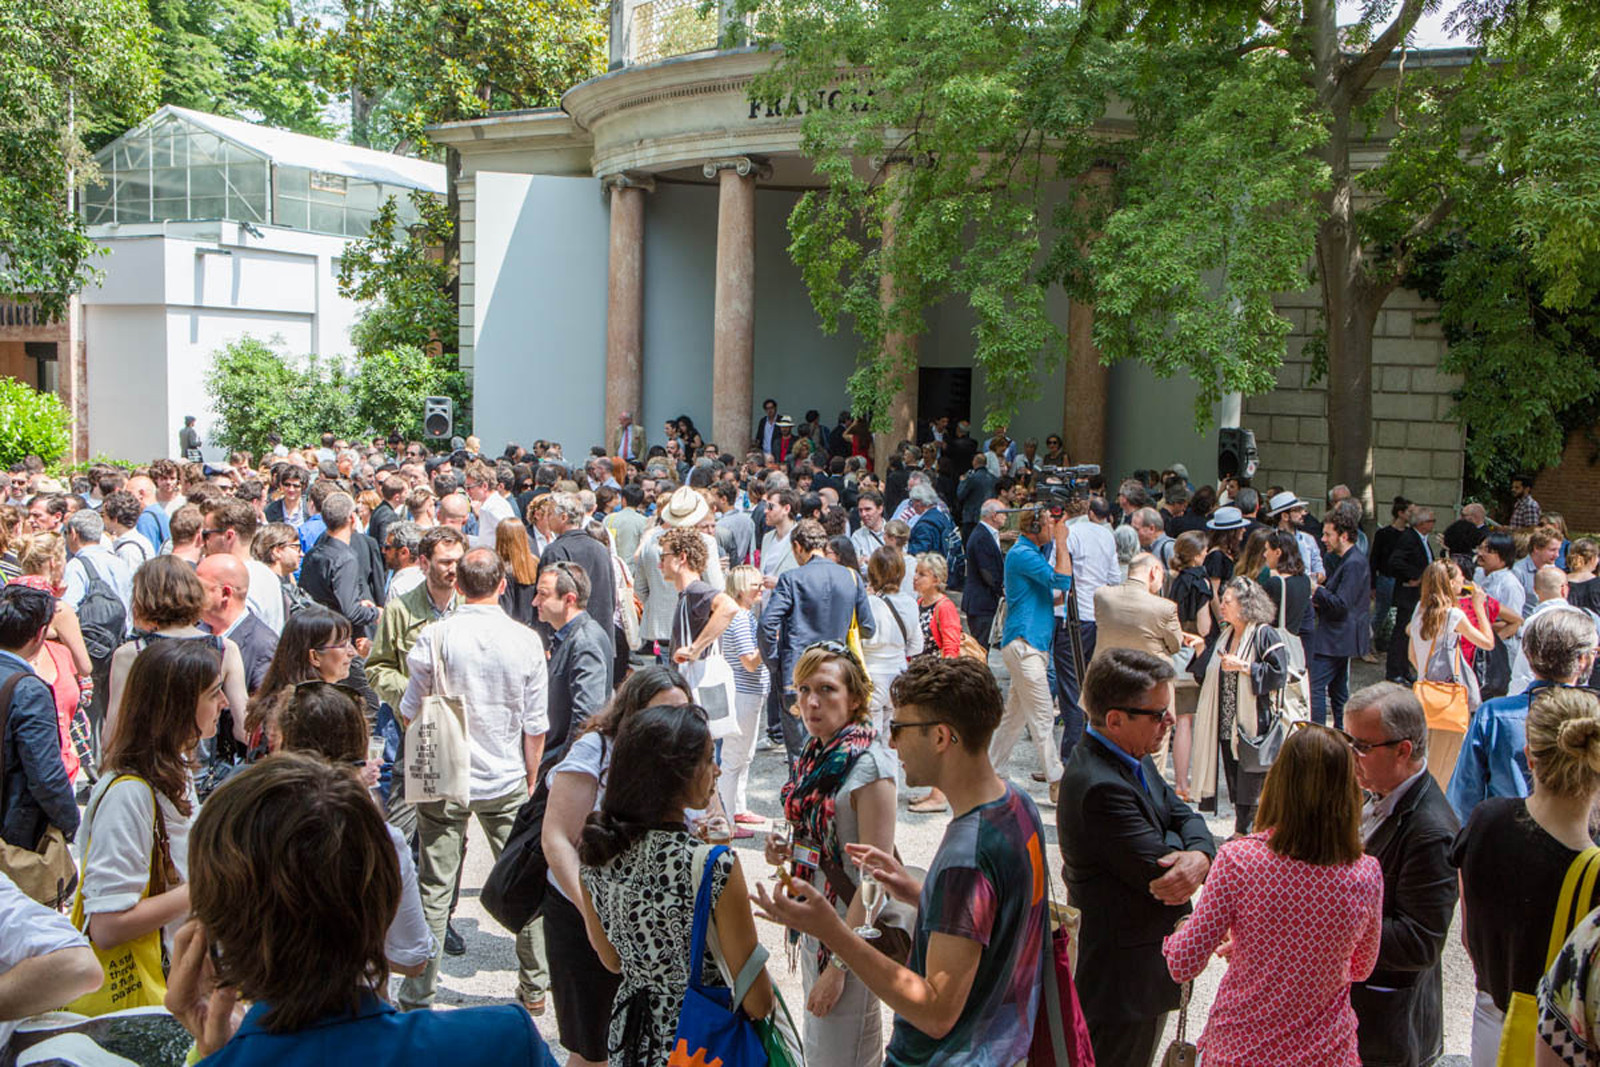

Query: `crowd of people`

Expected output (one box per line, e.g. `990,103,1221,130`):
1,407,1598,1067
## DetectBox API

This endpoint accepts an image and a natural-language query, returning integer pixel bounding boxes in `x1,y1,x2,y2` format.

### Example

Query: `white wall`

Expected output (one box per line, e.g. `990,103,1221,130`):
81,224,364,461
472,172,610,454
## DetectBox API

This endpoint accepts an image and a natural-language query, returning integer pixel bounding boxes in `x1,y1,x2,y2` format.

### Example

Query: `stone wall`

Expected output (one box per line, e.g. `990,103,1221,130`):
1532,428,1600,534
1243,287,1465,520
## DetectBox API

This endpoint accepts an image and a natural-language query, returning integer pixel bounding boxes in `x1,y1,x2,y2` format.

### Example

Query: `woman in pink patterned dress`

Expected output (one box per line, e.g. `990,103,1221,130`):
1164,723,1384,1067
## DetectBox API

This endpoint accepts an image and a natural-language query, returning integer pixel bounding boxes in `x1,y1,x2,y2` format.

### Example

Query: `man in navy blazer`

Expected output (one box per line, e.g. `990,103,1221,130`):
1311,500,1372,729
963,500,1006,651
759,519,876,764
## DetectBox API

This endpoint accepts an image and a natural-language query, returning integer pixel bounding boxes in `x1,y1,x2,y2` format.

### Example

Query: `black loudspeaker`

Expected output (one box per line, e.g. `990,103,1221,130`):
1217,427,1258,480
423,396,453,440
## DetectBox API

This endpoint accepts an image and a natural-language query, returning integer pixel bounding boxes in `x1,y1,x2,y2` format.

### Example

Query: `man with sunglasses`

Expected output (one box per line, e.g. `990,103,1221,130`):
1057,648,1214,1067
1343,683,1459,1067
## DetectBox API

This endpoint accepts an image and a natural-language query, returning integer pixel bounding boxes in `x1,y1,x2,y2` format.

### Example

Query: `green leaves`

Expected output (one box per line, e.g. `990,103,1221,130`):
0,0,156,318
0,379,73,468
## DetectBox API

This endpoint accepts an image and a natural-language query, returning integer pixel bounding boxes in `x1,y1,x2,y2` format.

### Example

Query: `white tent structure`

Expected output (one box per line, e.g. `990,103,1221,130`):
75,107,445,461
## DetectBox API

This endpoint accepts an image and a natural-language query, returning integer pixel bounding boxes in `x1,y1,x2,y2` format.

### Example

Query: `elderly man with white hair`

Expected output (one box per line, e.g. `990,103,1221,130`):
1448,603,1600,822
537,491,617,680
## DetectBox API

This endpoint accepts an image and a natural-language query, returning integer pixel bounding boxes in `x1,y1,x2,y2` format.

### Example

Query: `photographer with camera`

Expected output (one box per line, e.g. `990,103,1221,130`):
989,505,1073,804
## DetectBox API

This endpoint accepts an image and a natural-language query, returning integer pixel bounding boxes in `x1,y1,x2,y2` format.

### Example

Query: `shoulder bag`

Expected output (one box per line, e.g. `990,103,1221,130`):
1497,845,1600,1065
1236,628,1292,776
1272,581,1312,722
1161,979,1198,1066
1027,870,1097,1067
403,628,471,805
1413,626,1471,735
814,848,920,966
678,595,739,740
673,843,800,1067
0,671,78,907
66,775,176,1015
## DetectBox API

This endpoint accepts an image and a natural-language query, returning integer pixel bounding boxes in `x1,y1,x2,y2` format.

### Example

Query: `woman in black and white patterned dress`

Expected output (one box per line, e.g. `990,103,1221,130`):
578,703,773,1066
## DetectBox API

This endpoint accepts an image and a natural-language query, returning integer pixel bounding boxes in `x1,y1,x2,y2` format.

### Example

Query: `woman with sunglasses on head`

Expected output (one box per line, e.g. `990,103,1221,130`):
1164,722,1383,1067
271,682,431,978
245,607,359,751
542,666,694,1067
578,701,773,1067
1407,559,1492,786
766,642,896,1066
71,639,226,1011
104,557,249,747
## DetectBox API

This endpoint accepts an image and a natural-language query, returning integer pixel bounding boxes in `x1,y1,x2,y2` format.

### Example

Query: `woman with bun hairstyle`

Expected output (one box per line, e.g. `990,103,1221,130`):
1451,686,1600,1064
577,702,773,1067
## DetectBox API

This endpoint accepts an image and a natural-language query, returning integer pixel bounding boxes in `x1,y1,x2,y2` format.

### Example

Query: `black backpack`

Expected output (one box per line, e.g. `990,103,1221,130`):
481,742,574,933
943,518,967,591
75,558,127,663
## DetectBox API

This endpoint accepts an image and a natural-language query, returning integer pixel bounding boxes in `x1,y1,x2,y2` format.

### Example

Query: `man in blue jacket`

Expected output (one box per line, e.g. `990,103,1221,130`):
0,586,79,864
1311,500,1372,729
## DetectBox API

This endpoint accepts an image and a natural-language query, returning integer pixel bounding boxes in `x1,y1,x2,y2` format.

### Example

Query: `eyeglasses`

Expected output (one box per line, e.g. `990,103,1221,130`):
887,718,954,738
313,640,356,653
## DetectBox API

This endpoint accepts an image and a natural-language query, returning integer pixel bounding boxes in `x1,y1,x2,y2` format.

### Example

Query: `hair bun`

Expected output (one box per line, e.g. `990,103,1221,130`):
1558,717,1600,772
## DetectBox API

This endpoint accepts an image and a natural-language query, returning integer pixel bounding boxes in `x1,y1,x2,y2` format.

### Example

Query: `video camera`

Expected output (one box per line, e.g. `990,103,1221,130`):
1029,464,1100,516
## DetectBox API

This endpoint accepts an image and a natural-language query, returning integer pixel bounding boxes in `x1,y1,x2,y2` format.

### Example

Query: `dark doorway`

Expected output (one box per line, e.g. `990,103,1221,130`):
918,368,971,433
25,342,58,394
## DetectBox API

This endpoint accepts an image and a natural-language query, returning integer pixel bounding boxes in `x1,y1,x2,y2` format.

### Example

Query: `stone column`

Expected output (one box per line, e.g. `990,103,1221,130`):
65,295,87,462
876,161,919,473
603,173,653,450
705,156,770,455
1062,166,1113,465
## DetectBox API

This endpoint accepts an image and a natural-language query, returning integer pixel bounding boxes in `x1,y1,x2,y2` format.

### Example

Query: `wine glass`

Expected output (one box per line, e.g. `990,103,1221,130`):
768,820,793,852
855,868,886,939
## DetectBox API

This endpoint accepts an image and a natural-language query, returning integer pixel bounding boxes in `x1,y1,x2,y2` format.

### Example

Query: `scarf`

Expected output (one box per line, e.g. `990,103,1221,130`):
780,720,876,967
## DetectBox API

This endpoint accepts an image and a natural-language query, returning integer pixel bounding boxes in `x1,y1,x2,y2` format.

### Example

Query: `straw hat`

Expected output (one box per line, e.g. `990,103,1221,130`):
660,486,710,528
1206,506,1248,531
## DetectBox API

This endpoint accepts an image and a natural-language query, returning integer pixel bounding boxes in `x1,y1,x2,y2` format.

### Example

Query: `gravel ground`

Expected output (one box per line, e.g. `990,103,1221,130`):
418,654,1475,1065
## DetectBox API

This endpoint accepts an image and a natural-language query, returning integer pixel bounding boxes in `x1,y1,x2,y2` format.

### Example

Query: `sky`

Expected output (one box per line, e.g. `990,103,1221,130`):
1337,1,1473,49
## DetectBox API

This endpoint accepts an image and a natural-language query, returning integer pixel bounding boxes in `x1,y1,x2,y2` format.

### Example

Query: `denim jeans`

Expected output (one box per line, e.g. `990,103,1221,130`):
1310,654,1351,729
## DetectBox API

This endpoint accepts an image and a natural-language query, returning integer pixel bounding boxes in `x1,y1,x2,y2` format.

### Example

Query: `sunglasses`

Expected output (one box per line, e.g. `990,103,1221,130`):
1108,705,1170,720
803,639,861,665
887,718,954,738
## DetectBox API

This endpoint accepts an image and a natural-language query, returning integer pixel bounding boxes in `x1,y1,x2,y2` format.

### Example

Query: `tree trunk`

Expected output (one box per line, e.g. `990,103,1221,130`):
445,144,461,313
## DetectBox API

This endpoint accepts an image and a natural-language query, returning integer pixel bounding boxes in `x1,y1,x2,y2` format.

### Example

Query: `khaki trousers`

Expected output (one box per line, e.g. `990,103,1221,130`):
397,787,547,1010
993,639,1063,783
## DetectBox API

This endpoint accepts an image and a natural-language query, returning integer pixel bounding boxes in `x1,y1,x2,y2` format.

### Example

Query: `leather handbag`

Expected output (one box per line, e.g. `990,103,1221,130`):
1161,980,1198,1067
816,850,919,966
0,671,78,908
1236,628,1291,775
1497,846,1600,1065
1027,874,1097,1067
1413,632,1471,734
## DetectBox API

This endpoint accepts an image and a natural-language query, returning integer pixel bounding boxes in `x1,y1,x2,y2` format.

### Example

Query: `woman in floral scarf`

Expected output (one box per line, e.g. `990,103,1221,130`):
768,641,897,1066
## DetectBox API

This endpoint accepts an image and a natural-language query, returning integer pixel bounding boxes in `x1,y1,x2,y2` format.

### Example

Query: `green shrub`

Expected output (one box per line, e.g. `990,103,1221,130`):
0,377,72,468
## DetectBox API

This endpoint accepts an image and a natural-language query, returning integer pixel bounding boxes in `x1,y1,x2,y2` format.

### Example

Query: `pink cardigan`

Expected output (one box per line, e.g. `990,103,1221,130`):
1163,834,1383,1067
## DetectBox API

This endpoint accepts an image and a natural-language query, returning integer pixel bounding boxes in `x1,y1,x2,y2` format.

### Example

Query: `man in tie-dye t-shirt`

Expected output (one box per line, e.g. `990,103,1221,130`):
754,657,1048,1067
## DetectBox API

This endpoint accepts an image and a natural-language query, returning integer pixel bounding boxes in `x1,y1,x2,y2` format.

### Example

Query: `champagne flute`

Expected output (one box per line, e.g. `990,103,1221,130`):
855,868,886,939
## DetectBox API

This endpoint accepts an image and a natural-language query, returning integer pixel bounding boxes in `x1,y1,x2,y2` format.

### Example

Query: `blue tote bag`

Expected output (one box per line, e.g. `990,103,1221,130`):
668,844,770,1067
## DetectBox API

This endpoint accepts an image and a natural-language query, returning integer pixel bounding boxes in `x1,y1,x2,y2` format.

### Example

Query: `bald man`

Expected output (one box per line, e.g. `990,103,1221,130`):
197,553,279,695
125,474,170,555
438,492,472,531
1508,566,1600,694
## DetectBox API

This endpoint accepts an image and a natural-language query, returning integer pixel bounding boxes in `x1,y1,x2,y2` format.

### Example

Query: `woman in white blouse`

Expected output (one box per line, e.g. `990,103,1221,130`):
858,546,923,763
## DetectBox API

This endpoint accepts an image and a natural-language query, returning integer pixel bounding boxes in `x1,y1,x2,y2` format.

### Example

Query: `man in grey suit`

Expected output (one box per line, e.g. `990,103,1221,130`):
759,519,877,764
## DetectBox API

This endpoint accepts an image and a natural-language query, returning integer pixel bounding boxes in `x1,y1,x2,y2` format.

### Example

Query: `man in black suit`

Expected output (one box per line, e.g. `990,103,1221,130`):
1345,683,1460,1067
1311,500,1372,729
537,491,616,684
1385,508,1435,684
535,560,611,757
299,491,380,638
1057,648,1216,1067
367,476,406,548
962,499,1005,651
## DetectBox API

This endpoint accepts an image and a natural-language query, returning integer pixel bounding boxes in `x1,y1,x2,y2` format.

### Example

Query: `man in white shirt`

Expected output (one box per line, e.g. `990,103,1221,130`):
0,871,101,1048
101,490,153,573
396,548,549,1014
1054,496,1119,759
383,520,427,599
200,498,285,634
759,488,801,587
464,461,516,551
1510,567,1600,692
1474,532,1527,667
1265,491,1326,583
850,490,889,571
1513,528,1561,605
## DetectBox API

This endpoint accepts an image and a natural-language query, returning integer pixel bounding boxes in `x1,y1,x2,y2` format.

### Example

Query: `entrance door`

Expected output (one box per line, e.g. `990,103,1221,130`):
917,368,971,432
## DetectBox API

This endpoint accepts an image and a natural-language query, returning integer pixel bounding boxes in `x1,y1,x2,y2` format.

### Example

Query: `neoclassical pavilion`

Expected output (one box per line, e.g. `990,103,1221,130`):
431,12,1469,512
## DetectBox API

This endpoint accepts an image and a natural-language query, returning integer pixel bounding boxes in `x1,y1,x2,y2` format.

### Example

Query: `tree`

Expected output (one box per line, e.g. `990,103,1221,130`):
743,0,1600,510
0,0,157,317
0,378,73,467
350,345,464,439
145,0,331,136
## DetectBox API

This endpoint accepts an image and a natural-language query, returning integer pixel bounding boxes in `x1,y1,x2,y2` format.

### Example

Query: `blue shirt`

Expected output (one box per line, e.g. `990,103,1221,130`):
1086,724,1148,792
1000,539,1073,653
136,504,169,556
1447,681,1552,823
200,993,558,1067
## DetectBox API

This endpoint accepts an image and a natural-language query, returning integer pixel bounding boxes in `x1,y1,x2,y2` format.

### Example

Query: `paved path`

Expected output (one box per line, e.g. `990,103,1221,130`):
420,655,1479,1062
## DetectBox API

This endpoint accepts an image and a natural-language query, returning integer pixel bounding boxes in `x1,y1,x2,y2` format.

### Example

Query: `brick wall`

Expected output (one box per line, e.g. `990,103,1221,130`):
1533,428,1600,534
1242,287,1465,520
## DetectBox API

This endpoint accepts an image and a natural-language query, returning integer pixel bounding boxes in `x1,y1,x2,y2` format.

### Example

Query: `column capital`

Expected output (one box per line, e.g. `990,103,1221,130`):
601,170,657,194
702,155,772,181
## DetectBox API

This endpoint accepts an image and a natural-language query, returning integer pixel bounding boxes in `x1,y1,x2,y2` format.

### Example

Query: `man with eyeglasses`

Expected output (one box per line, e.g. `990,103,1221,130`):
1057,647,1215,1067
1344,682,1459,1067
754,657,1050,1067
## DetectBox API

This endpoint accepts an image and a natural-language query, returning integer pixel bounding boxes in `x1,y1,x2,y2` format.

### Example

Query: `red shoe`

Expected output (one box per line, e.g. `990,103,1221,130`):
732,826,755,839
733,812,766,826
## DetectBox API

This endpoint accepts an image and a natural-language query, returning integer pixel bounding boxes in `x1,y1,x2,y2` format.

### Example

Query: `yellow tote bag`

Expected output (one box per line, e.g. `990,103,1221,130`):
1497,845,1600,1065
65,775,175,1016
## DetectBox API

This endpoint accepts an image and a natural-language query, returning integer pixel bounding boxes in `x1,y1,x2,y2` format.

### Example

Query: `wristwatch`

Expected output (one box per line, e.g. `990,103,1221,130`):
828,953,849,973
